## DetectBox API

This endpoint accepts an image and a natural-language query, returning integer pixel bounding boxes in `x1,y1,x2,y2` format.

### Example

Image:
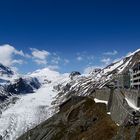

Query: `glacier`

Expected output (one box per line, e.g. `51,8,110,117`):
0,68,69,140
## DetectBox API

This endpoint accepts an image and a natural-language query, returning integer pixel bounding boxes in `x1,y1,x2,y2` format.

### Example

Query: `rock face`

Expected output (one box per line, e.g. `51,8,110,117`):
17,96,118,140
89,68,101,75
0,62,43,102
0,77,41,103
69,71,81,80
0,63,14,77
6,77,41,94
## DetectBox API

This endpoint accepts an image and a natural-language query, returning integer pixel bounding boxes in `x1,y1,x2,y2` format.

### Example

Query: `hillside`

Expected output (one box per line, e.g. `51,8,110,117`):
17,97,118,140
0,49,140,139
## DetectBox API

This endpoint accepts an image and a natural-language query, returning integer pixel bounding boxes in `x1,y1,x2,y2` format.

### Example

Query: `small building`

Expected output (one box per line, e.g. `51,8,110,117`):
117,73,131,89
123,62,140,107
130,62,140,90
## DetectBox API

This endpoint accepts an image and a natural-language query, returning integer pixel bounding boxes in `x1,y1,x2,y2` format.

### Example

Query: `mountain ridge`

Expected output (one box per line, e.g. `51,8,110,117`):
0,49,140,139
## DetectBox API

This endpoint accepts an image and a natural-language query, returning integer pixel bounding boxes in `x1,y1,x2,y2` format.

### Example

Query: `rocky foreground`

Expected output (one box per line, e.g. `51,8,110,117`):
17,96,140,140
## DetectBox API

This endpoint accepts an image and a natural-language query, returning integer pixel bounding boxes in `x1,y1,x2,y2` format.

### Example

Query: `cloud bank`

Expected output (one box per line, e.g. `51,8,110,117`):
0,44,25,66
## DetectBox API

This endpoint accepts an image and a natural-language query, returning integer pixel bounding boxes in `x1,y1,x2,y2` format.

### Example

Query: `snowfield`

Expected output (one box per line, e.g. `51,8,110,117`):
0,84,57,140
125,97,140,111
0,68,69,140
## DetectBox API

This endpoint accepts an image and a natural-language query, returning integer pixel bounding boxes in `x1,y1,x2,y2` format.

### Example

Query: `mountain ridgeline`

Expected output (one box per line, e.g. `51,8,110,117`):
0,64,41,103
1,49,140,140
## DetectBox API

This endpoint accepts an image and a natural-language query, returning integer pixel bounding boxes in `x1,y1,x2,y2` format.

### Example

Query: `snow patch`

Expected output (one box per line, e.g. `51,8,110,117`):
107,112,111,115
0,70,69,140
125,98,140,111
94,98,108,104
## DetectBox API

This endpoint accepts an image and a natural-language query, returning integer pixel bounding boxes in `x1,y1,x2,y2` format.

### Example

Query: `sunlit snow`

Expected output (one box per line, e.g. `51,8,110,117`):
0,69,69,140
125,98,140,111
94,98,108,105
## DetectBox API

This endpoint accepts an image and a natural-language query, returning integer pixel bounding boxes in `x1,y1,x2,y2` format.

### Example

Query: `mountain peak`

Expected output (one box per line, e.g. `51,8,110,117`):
0,63,15,77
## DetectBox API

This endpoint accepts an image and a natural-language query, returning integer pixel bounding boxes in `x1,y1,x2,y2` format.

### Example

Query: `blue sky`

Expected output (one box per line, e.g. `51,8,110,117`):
0,0,140,73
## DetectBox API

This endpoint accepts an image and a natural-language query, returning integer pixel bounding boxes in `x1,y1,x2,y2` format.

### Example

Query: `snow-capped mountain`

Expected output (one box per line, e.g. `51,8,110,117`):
0,67,70,140
28,68,70,88
0,63,18,85
0,63,41,103
0,63,15,77
52,49,140,106
6,77,41,95
0,63,19,102
28,68,60,83
0,49,140,139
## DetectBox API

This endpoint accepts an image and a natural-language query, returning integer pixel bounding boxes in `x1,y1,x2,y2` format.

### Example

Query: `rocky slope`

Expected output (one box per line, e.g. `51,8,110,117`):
0,63,15,78
18,95,140,140
0,63,41,103
16,49,140,140
1,49,140,139
52,49,140,107
17,96,118,140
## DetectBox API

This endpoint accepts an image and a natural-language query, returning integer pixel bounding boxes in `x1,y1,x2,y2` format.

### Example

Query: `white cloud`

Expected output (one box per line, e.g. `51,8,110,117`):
51,56,61,64
30,48,50,60
34,59,47,65
76,52,85,61
47,65,59,70
12,59,24,65
103,50,118,56
24,53,32,58
64,59,70,65
87,55,94,61
77,56,83,61
14,50,25,56
101,58,111,65
0,44,25,66
76,52,94,64
30,48,50,65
